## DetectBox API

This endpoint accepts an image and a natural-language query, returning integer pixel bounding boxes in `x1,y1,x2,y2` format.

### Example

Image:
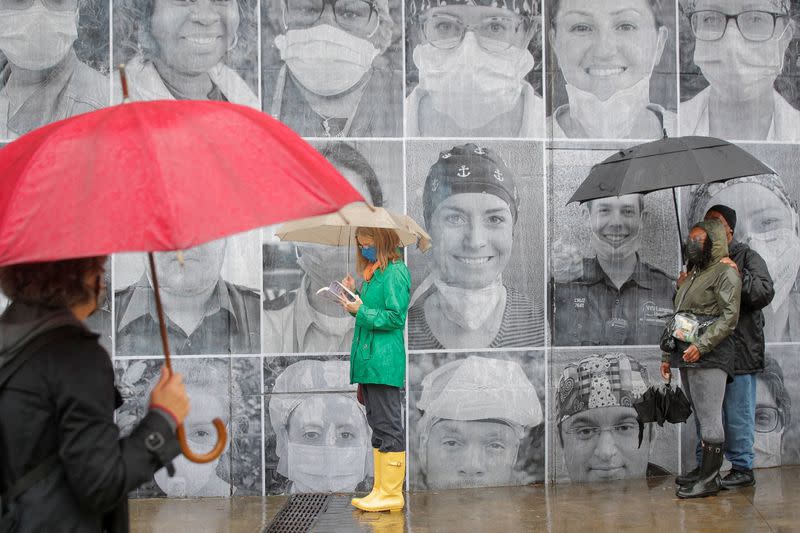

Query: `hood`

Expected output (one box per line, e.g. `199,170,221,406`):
693,219,728,264
0,302,83,355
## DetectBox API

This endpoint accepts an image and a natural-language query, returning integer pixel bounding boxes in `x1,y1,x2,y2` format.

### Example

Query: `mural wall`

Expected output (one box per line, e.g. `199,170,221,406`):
2,0,800,497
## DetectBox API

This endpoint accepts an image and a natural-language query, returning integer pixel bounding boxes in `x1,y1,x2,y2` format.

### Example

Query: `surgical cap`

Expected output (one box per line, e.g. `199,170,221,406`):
423,143,520,228
555,353,651,424
269,360,367,477
687,175,798,233
408,0,540,18
418,356,543,431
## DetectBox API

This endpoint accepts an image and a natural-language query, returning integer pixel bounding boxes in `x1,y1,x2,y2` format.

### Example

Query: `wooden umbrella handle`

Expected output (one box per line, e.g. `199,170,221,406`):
147,253,228,464
176,419,227,464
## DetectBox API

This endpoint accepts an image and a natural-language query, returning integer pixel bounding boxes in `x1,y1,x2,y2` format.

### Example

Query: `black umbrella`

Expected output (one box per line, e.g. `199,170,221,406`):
567,135,775,261
633,381,693,447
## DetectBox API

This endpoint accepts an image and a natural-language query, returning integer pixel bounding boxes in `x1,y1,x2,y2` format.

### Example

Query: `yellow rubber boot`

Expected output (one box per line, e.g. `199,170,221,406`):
353,451,405,512
351,448,381,508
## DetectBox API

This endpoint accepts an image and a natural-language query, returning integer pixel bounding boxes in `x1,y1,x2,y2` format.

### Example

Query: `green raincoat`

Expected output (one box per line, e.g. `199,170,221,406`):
665,219,742,378
350,260,410,388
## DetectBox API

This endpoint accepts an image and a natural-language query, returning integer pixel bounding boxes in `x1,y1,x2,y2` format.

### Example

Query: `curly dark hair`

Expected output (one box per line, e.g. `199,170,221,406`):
0,257,106,309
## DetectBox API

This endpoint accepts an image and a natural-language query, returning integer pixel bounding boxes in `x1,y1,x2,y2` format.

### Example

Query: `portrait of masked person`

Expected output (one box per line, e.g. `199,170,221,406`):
264,0,401,137
0,0,108,141
551,194,675,346
113,0,259,107
687,175,800,342
408,143,545,350
414,355,543,490
406,0,545,138
115,238,261,356
152,360,240,497
268,360,372,494
680,0,800,141
546,0,673,140
116,358,244,498
555,352,670,482
263,143,387,353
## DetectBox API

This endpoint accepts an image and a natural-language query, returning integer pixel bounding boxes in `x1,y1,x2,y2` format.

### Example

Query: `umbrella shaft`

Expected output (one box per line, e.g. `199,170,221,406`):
147,252,173,372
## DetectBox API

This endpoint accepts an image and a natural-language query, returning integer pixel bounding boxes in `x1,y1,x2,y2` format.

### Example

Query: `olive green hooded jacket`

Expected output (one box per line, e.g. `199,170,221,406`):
665,219,742,377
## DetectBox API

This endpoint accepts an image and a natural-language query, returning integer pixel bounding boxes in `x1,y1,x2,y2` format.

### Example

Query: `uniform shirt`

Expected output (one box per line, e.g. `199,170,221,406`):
115,276,260,355
262,278,355,353
552,256,675,346
0,50,108,140
408,286,546,350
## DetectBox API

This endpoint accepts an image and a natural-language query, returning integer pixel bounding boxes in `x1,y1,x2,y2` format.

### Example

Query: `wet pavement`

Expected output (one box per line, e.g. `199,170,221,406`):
130,465,800,532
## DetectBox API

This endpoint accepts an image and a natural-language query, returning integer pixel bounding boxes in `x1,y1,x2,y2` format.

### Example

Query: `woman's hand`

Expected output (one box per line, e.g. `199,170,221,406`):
677,270,689,288
341,273,356,292
340,293,363,315
682,344,701,363
720,257,739,274
150,366,190,425
660,362,671,382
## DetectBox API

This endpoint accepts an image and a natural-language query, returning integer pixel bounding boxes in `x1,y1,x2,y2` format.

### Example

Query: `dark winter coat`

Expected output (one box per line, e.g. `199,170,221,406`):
0,303,180,533
728,241,774,374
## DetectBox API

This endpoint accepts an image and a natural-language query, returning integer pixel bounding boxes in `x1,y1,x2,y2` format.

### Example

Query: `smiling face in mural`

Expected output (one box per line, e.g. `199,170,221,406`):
550,0,666,100
150,0,240,75
429,193,514,290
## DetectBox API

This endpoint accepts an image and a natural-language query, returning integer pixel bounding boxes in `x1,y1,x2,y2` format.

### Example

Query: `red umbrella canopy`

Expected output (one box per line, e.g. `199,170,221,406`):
0,100,364,266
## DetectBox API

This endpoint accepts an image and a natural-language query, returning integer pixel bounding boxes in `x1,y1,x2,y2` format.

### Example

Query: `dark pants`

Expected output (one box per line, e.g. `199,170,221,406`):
362,384,405,452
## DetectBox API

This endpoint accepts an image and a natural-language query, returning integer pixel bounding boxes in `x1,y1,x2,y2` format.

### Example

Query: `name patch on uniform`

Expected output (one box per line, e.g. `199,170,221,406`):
573,297,586,309
640,301,672,325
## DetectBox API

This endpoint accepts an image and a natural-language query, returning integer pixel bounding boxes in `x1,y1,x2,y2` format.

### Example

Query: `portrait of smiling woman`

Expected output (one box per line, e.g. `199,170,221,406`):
113,0,259,106
545,0,677,140
406,141,546,351
679,0,800,141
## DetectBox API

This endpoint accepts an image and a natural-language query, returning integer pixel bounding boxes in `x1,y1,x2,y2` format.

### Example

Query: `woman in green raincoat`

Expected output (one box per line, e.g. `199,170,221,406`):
339,227,410,513
662,219,741,500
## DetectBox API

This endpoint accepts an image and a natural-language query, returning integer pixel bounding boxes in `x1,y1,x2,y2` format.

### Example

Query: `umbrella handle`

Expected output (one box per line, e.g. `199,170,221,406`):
176,418,227,464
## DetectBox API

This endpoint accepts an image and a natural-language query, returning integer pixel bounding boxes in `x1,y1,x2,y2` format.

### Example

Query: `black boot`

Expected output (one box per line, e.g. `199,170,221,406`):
677,441,724,499
675,466,700,486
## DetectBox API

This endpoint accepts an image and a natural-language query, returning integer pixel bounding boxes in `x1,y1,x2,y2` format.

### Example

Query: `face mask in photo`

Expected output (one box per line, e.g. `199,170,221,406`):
275,24,380,97
565,76,652,139
748,228,800,312
413,32,534,130
433,277,503,330
287,443,366,493
694,24,789,95
360,246,377,263
0,4,78,70
754,430,782,468
154,454,221,497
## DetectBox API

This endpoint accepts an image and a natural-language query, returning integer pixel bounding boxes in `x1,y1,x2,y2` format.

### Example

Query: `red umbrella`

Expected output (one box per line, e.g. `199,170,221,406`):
0,94,364,463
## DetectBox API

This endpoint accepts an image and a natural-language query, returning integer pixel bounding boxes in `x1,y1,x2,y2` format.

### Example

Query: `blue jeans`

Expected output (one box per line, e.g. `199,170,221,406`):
694,373,756,470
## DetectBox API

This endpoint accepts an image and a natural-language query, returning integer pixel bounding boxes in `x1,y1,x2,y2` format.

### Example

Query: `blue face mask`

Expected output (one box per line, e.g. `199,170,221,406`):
360,246,377,263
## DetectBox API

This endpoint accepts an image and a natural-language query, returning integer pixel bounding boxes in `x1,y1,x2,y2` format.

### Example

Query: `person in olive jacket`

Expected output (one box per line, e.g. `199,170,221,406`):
0,257,189,533
339,227,410,513
691,206,774,489
661,219,742,499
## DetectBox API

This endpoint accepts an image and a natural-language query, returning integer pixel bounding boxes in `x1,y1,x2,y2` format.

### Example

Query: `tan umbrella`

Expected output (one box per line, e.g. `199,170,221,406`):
276,202,431,252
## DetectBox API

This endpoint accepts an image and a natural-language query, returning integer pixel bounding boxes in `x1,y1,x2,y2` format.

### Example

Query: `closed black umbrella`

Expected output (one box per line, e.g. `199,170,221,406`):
567,135,775,261
633,381,693,447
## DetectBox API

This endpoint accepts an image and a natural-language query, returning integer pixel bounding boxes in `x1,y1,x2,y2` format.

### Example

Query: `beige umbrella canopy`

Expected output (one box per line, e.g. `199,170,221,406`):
276,202,431,252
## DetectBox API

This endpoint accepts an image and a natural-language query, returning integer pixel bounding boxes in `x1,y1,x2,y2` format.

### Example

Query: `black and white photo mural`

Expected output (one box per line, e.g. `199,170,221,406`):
6,0,800,501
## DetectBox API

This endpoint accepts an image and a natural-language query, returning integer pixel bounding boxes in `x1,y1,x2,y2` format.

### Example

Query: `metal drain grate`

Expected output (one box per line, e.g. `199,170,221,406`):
265,493,332,533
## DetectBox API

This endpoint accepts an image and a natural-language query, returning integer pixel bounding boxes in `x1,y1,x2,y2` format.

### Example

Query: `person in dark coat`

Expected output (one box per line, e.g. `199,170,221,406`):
699,206,773,488
0,257,190,532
